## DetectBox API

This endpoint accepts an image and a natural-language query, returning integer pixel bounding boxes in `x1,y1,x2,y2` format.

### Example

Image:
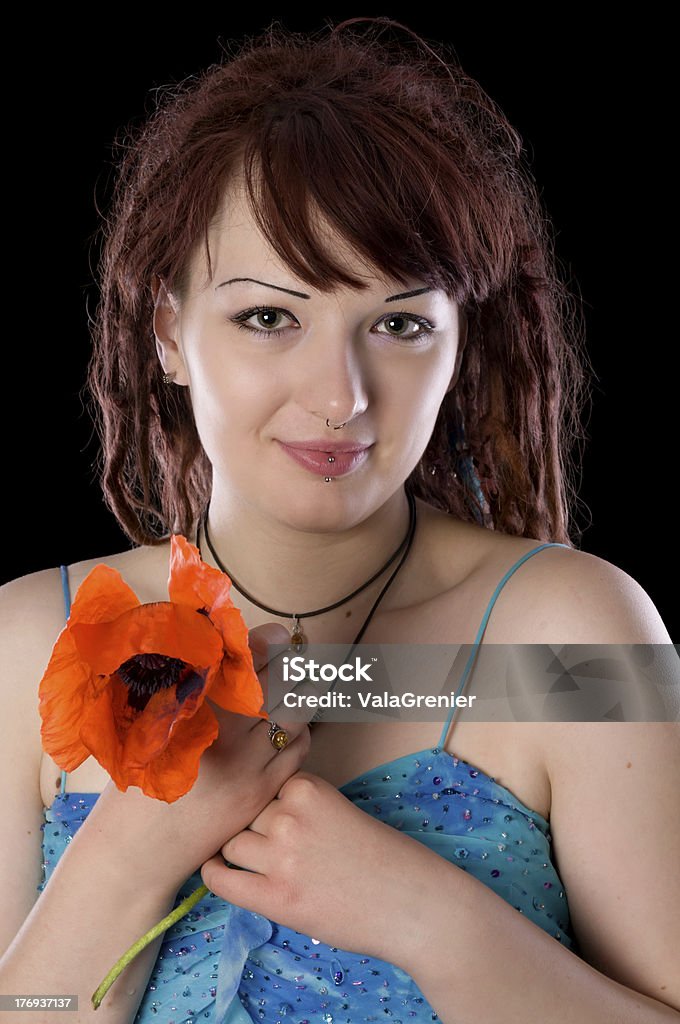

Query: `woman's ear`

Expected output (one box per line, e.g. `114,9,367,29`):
446,311,468,395
152,275,188,385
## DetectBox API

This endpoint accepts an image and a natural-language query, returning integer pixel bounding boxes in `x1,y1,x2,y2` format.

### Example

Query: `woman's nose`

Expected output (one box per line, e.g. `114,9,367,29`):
295,325,370,426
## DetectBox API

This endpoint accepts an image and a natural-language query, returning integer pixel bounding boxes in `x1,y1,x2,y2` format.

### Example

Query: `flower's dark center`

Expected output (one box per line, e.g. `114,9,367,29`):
117,652,203,712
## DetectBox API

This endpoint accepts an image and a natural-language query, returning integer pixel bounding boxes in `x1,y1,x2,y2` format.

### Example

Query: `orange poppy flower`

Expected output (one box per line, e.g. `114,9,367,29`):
38,534,267,802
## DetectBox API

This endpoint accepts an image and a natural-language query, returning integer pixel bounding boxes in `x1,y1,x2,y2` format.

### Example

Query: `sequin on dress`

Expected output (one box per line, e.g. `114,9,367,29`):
39,544,576,1023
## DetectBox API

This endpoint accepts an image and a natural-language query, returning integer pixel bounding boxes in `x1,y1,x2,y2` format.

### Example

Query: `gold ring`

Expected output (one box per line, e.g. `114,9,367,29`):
267,720,290,752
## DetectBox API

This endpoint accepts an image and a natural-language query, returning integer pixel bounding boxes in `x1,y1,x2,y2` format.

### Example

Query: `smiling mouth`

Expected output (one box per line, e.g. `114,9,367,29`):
275,440,373,476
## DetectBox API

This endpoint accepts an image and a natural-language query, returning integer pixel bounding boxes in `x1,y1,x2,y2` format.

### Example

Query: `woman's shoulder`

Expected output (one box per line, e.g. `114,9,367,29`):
428,508,672,645
61,538,174,606
0,539,171,688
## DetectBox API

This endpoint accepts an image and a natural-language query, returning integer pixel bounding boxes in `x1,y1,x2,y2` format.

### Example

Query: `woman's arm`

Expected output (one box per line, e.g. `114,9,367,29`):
0,570,311,1023
0,569,68,956
0,571,176,1023
0,817,179,1024
1,736,311,1024
398,730,680,1022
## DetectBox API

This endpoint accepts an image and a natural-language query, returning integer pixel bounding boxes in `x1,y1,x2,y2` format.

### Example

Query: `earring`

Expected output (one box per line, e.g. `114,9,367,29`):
162,371,177,384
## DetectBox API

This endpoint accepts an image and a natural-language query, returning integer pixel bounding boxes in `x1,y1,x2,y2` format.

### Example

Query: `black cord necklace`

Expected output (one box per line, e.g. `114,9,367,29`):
197,489,417,651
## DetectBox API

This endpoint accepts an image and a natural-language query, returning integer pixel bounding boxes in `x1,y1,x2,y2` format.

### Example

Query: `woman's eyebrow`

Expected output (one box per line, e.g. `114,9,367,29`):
214,277,433,303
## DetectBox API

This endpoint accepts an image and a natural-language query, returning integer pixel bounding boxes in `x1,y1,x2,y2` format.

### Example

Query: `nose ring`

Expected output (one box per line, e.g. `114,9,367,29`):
326,418,346,429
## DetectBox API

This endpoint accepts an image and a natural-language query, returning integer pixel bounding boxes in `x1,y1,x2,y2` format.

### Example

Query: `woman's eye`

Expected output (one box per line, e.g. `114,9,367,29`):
373,313,435,340
230,306,297,336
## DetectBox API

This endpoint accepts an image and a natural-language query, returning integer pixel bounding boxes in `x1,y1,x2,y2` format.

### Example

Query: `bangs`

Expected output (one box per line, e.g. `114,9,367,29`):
228,95,472,303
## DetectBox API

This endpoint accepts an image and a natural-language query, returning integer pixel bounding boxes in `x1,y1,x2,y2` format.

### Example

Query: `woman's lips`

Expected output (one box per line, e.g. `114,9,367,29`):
276,441,372,476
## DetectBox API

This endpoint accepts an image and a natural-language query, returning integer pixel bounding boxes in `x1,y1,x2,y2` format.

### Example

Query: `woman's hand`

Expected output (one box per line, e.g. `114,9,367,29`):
85,624,312,900
200,769,437,966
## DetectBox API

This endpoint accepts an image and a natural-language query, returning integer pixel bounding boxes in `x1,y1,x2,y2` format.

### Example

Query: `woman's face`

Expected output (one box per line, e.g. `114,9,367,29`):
153,180,465,532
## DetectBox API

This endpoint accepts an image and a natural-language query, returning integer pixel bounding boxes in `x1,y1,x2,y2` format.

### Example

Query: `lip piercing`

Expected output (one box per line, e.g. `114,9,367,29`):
325,454,335,483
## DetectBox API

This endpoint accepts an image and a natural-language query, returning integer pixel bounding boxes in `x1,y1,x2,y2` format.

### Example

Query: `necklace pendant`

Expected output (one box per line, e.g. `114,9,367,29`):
290,616,306,652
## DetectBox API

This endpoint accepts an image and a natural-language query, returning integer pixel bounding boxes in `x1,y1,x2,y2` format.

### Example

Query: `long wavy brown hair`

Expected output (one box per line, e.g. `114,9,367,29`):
85,16,594,549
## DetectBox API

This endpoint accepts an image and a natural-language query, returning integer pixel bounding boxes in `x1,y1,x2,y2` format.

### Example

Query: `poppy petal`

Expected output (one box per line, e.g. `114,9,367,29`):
69,603,223,677
38,627,96,770
78,679,130,782
118,669,209,767
207,601,251,656
201,604,265,715
67,563,141,624
167,534,236,614
79,679,219,806
79,660,216,773
166,534,264,715
212,655,268,718
141,700,220,802
77,677,182,782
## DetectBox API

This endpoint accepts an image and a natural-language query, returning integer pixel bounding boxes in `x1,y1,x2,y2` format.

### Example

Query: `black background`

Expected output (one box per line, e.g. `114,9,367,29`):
5,12,675,639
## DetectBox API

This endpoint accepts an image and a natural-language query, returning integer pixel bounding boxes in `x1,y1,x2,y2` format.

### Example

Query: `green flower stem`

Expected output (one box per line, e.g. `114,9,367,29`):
91,883,210,1010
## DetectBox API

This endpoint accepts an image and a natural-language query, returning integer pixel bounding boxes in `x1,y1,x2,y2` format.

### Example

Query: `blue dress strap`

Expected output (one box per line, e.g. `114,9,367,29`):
60,564,72,619
58,565,72,797
437,542,570,750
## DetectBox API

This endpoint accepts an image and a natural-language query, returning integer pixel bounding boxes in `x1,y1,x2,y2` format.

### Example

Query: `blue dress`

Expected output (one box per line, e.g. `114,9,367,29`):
39,542,577,1023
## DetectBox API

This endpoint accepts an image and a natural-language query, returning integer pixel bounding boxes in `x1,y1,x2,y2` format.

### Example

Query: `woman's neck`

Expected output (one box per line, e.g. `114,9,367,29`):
197,484,413,621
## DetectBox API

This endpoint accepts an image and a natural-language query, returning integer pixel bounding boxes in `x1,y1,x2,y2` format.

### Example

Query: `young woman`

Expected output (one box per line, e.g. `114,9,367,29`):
1,17,677,1024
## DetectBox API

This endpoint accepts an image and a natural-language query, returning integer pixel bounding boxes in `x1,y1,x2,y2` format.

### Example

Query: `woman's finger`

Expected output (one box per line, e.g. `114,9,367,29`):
200,853,271,908
248,624,313,752
247,622,290,674
221,826,269,868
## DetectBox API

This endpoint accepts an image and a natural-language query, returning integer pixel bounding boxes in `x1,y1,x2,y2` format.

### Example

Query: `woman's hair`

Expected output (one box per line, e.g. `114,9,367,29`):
85,16,593,549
